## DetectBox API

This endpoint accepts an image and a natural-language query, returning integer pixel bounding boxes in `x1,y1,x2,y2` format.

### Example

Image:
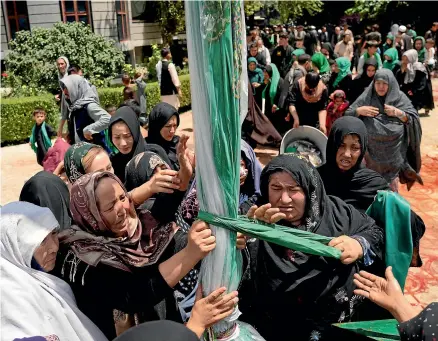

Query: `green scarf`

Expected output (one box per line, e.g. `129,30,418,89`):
311,52,330,74
382,34,394,53
363,51,382,68
262,64,280,104
332,57,352,88
104,129,118,155
409,29,417,39
383,48,399,71
29,122,52,154
414,36,426,63
292,48,305,57
64,141,95,184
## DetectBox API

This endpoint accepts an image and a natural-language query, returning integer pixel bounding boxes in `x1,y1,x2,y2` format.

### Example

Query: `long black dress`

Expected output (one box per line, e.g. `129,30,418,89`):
239,154,384,341
328,73,353,100
395,67,434,111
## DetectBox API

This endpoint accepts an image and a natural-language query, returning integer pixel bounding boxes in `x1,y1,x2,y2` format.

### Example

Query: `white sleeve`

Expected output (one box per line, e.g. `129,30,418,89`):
265,47,271,65
168,63,181,87
156,61,162,85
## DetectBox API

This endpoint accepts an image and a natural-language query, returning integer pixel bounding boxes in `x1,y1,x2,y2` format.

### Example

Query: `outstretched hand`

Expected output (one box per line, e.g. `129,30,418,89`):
247,204,286,224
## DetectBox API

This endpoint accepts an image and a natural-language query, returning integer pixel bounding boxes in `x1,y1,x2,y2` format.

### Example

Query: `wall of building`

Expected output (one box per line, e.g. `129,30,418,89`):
27,1,61,29
90,0,118,42
1,4,8,59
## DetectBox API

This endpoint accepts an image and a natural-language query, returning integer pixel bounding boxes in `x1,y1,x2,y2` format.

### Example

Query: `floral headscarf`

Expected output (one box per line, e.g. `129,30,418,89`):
64,142,100,184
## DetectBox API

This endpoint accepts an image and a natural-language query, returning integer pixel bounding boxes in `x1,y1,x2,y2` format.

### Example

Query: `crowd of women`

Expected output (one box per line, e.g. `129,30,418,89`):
1,22,437,341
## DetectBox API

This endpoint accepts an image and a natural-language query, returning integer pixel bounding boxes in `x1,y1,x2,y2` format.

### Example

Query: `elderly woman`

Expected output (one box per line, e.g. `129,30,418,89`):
1,202,107,340
286,72,329,134
345,69,422,192
53,171,217,339
238,154,384,341
395,49,434,114
247,57,264,89
60,75,111,148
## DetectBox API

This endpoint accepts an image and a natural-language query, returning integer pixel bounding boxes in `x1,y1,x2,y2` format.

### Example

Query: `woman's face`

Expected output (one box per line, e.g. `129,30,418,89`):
414,40,422,50
62,87,70,99
268,171,306,225
248,62,256,72
95,177,138,238
263,70,270,81
57,58,66,73
321,48,329,58
366,65,377,78
384,55,392,61
386,38,393,45
160,115,178,141
336,134,362,171
33,230,59,272
112,122,134,154
332,63,339,73
374,79,389,96
240,159,248,186
402,55,409,65
86,151,114,174
312,64,320,73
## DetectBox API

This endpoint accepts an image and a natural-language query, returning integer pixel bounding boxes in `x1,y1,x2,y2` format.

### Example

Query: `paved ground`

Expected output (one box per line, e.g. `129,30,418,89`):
1,81,437,309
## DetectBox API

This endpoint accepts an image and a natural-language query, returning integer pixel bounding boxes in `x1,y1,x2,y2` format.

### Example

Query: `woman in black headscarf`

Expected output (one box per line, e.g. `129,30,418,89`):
345,69,422,192
320,42,338,60
318,116,425,267
238,154,384,341
147,103,180,170
19,171,71,231
349,57,378,104
109,106,148,182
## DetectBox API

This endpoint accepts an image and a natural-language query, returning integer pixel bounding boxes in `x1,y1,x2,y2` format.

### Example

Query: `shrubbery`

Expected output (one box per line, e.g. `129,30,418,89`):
1,75,191,144
5,22,125,94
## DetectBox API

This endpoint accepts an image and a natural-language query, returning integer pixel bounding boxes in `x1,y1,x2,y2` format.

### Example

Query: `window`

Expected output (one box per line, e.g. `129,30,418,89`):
4,0,30,40
130,0,159,23
60,0,90,25
116,0,129,41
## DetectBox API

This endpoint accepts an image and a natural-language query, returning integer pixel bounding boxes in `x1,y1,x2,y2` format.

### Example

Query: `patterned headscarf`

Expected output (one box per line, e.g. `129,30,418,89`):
59,171,177,272
64,142,100,184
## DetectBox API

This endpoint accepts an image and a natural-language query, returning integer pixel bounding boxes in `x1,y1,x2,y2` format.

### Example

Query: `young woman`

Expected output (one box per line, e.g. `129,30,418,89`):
383,48,400,75
311,52,332,85
350,58,378,104
147,103,182,170
287,72,329,134
238,154,384,341
413,36,426,63
328,57,353,99
345,69,422,192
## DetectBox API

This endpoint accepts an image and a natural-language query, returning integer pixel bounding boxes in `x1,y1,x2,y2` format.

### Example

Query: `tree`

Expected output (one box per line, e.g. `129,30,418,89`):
276,0,324,23
5,22,125,93
158,0,186,45
244,0,264,17
345,0,408,20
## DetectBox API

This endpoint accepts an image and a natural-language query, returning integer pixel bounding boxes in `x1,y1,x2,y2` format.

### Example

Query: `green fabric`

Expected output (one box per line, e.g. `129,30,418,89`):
363,51,383,68
414,36,426,62
333,57,352,88
311,52,330,74
198,211,342,259
247,57,264,84
104,129,118,155
64,142,95,183
383,48,399,70
292,48,306,57
29,122,52,154
333,319,400,340
366,191,412,290
262,63,280,104
409,29,417,39
382,35,394,54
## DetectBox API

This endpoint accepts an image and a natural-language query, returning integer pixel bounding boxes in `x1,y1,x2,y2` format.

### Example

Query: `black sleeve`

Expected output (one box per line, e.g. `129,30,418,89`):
45,124,57,137
317,89,329,110
397,303,438,341
150,190,186,224
79,262,173,314
412,72,427,94
287,81,300,107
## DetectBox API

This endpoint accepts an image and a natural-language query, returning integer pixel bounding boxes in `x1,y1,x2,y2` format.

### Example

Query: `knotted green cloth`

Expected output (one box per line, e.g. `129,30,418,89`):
366,191,412,290
333,319,400,340
198,211,341,259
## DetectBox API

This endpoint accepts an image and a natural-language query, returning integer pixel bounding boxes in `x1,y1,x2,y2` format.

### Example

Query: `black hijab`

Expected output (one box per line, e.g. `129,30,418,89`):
321,42,336,60
318,116,389,212
19,171,71,231
247,154,383,337
147,102,180,170
114,321,198,341
109,106,148,182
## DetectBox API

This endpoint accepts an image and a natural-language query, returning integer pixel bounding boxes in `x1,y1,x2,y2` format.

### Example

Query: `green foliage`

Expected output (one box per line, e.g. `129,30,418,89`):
345,0,409,19
244,1,264,16
276,0,324,22
5,22,125,94
158,0,186,45
1,75,191,144
144,44,163,82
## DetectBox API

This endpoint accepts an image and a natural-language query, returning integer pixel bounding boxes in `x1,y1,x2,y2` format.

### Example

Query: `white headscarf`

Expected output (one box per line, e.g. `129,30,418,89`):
403,49,428,84
0,202,108,341
56,56,70,80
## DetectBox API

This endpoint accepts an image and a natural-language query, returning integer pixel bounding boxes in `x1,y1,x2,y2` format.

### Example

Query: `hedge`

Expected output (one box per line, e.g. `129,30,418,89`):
1,74,191,144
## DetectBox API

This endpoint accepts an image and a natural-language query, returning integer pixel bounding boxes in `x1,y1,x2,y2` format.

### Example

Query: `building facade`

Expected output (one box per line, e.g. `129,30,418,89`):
1,0,183,66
